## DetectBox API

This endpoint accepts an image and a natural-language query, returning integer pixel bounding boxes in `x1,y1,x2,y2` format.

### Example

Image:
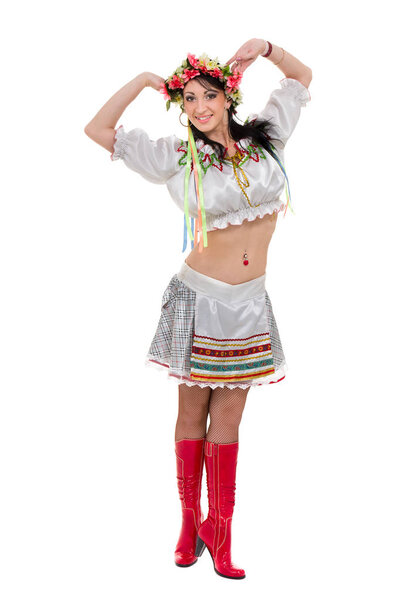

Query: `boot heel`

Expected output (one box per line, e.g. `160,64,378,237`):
194,534,206,557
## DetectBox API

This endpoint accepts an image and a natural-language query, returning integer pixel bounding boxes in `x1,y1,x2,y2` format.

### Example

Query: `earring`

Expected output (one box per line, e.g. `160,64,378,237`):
179,111,189,127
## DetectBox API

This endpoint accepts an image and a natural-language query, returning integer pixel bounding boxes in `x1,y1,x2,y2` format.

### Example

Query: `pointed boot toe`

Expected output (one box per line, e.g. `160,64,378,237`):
194,441,246,579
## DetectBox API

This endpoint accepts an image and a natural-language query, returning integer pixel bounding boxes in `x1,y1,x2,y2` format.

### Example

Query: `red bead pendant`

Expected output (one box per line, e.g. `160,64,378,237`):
243,259,249,265
243,251,248,266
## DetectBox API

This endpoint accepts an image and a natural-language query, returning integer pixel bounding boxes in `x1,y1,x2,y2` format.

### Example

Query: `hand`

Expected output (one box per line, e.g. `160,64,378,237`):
225,38,267,74
144,71,165,91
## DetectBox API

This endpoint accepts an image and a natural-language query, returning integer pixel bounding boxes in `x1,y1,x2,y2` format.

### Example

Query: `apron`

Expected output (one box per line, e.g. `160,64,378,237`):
176,261,276,385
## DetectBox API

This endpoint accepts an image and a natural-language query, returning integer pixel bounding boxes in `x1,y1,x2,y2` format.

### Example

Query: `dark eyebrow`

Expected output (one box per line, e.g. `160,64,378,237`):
184,90,218,96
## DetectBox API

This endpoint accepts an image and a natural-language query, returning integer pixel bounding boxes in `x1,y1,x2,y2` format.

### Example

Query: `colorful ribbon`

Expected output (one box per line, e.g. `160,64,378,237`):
182,215,195,251
182,125,208,253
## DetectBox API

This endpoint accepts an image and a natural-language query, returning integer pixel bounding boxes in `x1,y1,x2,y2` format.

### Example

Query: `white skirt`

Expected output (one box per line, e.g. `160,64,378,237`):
144,261,288,389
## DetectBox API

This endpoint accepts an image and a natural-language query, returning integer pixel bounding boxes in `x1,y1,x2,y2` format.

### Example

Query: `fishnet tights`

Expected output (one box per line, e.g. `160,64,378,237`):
175,383,249,444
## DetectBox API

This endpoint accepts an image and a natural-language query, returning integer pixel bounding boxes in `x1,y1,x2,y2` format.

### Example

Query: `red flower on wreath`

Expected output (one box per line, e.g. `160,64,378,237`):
226,71,243,91
187,53,199,68
210,67,223,79
160,82,171,100
182,68,201,83
168,74,185,90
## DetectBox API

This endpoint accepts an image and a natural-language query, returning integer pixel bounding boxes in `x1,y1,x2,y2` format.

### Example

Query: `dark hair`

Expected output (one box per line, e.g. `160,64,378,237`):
182,73,279,162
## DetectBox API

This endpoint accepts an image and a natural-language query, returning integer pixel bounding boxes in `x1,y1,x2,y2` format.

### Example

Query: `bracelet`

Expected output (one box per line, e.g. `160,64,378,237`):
261,41,272,57
261,41,286,65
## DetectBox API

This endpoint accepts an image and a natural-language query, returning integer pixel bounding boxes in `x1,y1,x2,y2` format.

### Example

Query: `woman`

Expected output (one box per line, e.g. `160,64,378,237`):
84,38,312,580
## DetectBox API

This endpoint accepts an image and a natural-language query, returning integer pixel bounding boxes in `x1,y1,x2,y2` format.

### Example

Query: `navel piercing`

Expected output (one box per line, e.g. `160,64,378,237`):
243,251,249,266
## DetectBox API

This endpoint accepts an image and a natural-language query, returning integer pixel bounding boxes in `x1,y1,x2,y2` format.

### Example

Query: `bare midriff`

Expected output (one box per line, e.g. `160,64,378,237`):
185,210,279,285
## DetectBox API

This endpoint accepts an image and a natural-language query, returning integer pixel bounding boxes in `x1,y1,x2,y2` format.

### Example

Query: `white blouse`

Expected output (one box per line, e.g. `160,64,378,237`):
111,77,311,232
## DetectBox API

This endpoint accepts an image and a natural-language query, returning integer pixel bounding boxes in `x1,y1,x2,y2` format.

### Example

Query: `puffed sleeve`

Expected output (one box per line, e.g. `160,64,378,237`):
110,124,182,184
247,77,311,148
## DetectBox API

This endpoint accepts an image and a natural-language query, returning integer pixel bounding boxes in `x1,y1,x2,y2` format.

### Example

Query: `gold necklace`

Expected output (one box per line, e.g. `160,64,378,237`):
224,148,261,209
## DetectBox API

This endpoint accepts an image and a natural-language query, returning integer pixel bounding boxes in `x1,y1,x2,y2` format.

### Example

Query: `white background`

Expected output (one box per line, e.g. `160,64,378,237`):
1,0,399,598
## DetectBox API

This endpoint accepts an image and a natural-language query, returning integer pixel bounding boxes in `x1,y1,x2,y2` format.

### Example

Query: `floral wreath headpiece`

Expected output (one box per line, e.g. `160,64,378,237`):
160,52,244,111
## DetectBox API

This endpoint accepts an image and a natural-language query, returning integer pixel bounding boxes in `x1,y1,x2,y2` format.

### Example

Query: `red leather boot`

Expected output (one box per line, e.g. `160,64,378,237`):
174,437,205,567
194,440,246,579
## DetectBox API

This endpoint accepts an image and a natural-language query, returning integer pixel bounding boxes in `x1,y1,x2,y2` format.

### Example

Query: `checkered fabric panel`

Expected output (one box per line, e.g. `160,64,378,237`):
147,275,196,375
265,290,286,368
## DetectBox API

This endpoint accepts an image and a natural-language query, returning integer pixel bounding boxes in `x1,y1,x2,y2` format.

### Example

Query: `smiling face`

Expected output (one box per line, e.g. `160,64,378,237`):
182,78,232,135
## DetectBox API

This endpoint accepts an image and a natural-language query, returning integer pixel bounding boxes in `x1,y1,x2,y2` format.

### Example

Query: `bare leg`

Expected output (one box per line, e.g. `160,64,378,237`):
175,383,212,441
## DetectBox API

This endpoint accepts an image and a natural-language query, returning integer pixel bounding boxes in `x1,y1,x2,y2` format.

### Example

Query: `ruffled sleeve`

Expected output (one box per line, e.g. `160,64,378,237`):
110,125,182,184
247,77,311,148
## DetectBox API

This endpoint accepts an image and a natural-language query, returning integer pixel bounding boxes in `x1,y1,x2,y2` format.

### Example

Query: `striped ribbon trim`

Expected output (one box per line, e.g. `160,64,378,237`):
189,331,276,383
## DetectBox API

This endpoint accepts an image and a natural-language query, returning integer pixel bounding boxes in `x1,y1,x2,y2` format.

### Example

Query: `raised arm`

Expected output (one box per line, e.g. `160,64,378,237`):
226,38,312,88
84,72,149,153
237,40,312,149
262,42,312,88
